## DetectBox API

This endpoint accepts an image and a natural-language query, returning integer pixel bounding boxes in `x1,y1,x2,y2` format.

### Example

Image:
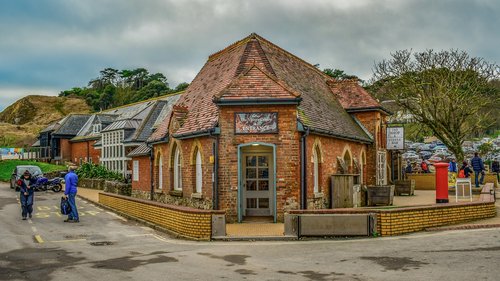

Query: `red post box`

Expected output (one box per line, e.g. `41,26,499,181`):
434,162,449,203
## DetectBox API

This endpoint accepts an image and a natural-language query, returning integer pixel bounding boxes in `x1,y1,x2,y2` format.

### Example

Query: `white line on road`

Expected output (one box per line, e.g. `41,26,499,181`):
31,226,37,233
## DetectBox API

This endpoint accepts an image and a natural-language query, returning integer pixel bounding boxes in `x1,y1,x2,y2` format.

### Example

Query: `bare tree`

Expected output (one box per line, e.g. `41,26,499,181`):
372,49,500,161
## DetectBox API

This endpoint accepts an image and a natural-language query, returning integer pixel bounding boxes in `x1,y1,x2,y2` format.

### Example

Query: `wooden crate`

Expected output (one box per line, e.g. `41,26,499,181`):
367,185,395,206
394,180,415,196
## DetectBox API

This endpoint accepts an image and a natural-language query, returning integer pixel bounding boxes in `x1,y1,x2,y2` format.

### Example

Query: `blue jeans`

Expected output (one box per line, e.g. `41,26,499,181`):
67,193,79,221
20,193,34,218
474,170,484,187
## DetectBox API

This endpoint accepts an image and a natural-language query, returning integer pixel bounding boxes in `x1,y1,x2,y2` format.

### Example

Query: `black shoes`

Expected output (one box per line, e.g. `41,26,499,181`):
22,217,26,220
28,214,32,219
64,219,80,223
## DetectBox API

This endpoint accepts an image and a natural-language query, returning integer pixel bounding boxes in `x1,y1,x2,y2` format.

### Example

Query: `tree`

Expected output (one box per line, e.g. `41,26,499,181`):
323,68,363,83
372,49,500,161
173,82,189,92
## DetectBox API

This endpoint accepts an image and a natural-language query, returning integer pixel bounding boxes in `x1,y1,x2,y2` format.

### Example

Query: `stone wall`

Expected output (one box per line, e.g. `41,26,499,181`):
79,178,131,196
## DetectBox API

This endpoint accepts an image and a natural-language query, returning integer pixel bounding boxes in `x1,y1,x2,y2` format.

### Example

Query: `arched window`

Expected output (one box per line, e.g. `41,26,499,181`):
158,155,163,190
174,146,182,191
195,150,202,193
313,146,321,193
360,151,366,185
343,149,352,173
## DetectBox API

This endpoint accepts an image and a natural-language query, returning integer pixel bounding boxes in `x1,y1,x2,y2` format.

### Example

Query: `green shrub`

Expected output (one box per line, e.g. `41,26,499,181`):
76,163,124,182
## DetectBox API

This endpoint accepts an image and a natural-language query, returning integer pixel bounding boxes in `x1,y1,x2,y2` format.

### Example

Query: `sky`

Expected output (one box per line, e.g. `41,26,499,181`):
0,0,499,111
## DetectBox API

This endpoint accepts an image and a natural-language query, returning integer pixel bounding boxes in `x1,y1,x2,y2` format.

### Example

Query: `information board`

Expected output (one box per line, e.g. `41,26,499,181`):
386,127,404,150
235,112,278,134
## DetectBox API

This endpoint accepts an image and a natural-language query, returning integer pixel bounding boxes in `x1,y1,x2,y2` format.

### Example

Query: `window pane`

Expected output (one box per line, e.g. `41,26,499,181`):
258,168,269,179
247,198,257,208
259,198,269,209
246,156,256,166
258,181,269,191
246,168,256,179
258,156,268,167
246,180,257,191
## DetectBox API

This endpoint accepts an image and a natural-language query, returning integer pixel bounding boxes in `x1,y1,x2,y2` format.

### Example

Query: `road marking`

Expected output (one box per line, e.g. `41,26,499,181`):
50,239,87,243
106,211,127,222
31,226,37,233
126,234,154,237
34,235,44,244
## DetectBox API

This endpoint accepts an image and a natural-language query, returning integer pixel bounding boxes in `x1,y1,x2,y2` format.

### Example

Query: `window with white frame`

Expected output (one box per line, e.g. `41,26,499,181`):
133,160,139,181
195,150,202,193
101,129,126,175
158,156,163,189
313,146,320,193
173,146,182,191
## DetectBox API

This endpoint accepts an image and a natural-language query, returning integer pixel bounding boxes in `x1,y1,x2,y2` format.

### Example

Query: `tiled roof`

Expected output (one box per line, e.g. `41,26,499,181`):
328,79,382,111
173,37,248,136
172,33,372,142
132,94,181,143
52,114,92,137
128,143,151,157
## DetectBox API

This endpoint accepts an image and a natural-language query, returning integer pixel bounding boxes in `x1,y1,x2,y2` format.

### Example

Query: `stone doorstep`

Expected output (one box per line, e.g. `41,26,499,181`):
211,235,297,241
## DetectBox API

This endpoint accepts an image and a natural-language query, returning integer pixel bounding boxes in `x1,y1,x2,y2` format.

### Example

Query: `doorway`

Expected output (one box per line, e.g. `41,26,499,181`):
238,143,276,222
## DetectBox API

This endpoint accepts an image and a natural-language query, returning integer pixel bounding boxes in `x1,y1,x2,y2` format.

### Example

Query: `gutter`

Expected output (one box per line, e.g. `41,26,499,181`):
214,97,302,106
148,142,154,201
300,126,310,210
346,106,392,116
173,127,220,140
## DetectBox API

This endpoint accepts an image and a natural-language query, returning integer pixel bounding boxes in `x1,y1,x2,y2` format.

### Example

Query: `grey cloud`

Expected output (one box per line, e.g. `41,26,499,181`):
0,0,498,110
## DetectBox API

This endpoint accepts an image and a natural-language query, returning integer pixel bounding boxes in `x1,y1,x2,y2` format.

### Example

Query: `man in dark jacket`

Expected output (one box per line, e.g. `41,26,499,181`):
492,159,499,182
18,170,36,220
64,166,79,223
470,152,485,187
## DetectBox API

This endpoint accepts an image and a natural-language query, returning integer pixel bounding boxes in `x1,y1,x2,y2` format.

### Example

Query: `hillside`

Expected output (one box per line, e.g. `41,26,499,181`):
0,95,91,147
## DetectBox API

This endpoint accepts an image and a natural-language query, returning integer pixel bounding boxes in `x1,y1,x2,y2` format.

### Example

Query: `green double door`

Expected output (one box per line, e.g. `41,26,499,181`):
242,153,274,217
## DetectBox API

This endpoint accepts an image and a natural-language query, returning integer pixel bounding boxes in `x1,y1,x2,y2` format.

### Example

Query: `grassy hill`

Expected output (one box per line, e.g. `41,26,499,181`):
0,95,91,147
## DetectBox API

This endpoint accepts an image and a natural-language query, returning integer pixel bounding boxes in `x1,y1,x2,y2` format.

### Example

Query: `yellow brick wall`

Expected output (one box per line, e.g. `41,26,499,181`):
377,202,496,236
99,193,218,240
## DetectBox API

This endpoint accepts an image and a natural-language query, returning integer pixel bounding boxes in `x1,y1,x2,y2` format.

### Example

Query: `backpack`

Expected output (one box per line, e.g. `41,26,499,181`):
421,162,428,171
458,169,465,178
60,197,72,215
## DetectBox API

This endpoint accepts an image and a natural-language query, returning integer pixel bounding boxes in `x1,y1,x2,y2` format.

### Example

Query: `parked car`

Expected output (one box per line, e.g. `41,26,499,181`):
10,165,43,189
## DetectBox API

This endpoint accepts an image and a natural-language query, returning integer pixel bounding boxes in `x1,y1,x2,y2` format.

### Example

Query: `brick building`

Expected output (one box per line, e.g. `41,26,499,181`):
70,113,117,165
142,34,389,223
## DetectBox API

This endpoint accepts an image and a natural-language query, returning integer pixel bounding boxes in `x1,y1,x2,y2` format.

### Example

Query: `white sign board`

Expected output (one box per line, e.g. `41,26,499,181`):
386,127,404,150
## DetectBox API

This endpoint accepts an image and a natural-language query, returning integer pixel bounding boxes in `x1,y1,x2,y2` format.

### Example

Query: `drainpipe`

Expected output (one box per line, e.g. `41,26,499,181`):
148,143,154,201
210,129,219,210
300,126,310,210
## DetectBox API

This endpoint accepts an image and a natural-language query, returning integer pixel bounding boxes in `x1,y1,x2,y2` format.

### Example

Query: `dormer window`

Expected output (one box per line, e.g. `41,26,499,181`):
93,124,102,133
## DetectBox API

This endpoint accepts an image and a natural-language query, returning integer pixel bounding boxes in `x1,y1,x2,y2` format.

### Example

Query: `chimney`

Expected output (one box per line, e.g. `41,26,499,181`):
173,105,189,126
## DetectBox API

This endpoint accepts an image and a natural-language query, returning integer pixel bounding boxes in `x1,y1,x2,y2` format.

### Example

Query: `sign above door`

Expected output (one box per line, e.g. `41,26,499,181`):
235,112,278,134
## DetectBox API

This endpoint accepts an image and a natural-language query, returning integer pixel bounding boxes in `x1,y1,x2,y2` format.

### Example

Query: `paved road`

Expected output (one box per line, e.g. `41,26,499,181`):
1,182,500,281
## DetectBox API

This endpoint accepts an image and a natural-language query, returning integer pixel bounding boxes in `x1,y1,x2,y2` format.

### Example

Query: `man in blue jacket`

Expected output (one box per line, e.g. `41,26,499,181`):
64,166,79,223
470,152,485,187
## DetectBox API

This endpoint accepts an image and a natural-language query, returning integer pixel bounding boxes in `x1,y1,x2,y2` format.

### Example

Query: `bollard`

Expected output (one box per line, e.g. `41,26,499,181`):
434,162,449,203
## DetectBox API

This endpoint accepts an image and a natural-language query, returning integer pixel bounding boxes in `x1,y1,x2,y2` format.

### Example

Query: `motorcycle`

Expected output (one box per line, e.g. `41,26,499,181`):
31,176,63,192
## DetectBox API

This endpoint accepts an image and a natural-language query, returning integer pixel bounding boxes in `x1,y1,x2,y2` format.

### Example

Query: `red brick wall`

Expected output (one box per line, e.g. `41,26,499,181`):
352,111,388,185
306,135,369,208
70,140,101,165
131,155,152,192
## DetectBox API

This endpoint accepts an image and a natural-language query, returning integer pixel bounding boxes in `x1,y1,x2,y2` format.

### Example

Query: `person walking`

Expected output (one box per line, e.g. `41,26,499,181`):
64,166,79,223
470,152,485,187
459,161,473,178
448,158,458,173
492,158,499,183
18,170,36,220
